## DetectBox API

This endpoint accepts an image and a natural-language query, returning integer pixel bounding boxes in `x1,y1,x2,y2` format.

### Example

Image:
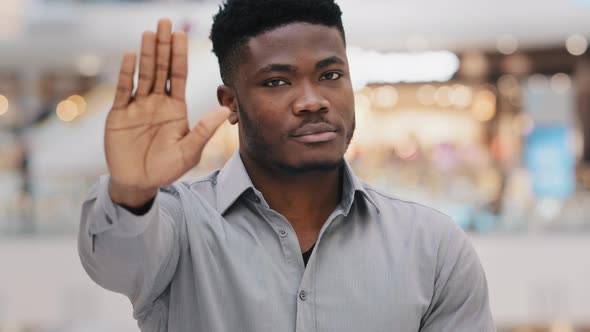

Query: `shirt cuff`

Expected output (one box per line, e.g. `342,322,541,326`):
91,174,160,238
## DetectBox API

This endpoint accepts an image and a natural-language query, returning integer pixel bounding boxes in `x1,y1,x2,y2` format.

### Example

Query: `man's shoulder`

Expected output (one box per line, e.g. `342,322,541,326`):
359,181,460,236
362,182,450,219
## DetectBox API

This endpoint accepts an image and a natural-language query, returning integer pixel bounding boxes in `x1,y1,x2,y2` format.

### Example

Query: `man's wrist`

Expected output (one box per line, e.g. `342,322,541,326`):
108,178,158,210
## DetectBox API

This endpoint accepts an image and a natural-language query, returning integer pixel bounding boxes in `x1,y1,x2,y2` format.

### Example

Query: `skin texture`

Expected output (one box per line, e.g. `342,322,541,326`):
217,23,355,251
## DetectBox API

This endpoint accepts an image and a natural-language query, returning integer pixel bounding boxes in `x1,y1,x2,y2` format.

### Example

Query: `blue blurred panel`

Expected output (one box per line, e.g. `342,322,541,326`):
524,125,575,198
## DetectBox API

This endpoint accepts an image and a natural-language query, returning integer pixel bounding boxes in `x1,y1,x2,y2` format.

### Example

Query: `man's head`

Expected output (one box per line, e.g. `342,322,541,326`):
210,0,355,174
210,0,346,86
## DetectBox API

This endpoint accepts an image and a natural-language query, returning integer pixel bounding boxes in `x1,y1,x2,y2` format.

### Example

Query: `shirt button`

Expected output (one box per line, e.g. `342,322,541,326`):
278,228,288,237
299,290,307,301
253,195,261,203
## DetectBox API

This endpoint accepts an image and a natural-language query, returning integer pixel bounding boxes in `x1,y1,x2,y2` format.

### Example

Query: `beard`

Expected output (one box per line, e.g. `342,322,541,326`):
236,99,355,174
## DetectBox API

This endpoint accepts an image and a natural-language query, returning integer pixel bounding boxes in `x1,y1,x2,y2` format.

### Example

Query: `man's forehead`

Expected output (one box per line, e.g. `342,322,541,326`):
242,23,346,65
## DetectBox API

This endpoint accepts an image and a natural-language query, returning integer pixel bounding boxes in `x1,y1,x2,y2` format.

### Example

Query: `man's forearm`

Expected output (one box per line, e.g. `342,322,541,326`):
78,175,180,307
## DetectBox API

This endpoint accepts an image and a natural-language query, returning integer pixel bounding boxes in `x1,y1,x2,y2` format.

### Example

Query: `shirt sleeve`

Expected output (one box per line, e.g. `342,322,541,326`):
419,217,496,332
77,174,182,314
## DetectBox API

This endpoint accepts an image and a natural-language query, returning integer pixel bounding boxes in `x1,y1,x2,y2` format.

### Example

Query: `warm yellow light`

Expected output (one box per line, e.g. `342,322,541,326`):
435,86,452,108
0,95,8,115
472,90,496,122
56,100,78,122
449,84,472,108
566,34,588,56
417,85,436,106
67,95,87,115
374,86,399,108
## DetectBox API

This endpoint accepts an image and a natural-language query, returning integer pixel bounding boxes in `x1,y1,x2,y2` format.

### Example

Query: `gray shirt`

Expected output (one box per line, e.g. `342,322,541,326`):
78,152,495,332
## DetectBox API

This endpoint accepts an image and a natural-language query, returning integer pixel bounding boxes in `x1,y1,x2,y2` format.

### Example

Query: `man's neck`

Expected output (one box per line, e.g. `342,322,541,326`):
240,153,343,235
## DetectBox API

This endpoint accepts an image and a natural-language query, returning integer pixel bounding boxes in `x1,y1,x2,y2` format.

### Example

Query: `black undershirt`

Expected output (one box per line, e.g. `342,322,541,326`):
302,243,315,267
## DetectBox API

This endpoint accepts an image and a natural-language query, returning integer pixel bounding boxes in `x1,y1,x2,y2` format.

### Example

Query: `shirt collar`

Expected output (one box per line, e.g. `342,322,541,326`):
340,159,381,215
215,151,380,215
215,151,257,215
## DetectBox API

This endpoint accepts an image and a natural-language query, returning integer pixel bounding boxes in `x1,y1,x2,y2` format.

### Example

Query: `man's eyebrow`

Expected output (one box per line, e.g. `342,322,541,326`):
316,56,345,69
257,64,297,74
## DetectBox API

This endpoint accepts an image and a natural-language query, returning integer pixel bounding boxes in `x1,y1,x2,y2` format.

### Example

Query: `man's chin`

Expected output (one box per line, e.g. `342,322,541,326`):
275,158,345,174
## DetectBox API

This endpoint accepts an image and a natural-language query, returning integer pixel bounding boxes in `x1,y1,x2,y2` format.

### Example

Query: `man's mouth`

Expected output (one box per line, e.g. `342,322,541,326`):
290,123,338,144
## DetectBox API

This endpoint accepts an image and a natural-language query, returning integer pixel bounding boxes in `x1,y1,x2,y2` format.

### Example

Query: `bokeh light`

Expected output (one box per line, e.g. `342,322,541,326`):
449,84,473,108
56,100,78,122
550,73,572,93
67,95,87,116
374,86,399,108
566,34,588,56
497,34,519,55
435,86,452,107
417,84,437,106
472,90,497,122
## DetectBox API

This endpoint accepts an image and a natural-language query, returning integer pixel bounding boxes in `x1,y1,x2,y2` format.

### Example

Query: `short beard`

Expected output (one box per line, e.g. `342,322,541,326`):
236,97,354,175
273,158,345,174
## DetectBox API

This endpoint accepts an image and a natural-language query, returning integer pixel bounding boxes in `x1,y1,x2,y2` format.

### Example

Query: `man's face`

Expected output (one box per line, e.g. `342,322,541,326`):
232,23,355,173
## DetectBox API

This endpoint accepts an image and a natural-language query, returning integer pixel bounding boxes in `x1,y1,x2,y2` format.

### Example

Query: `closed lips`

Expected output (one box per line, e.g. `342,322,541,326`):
291,123,337,136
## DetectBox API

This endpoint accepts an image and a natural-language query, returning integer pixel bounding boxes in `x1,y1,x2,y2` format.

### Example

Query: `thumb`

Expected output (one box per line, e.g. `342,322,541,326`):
179,106,231,166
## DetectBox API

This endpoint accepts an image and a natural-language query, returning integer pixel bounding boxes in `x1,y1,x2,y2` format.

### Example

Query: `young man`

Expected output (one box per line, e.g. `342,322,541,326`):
78,0,495,331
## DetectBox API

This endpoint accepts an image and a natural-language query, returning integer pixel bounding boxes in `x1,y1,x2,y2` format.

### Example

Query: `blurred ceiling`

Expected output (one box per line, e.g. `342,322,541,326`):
1,0,589,70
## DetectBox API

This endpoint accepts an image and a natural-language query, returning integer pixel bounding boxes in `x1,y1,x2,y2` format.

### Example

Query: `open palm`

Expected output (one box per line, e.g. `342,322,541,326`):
105,19,229,195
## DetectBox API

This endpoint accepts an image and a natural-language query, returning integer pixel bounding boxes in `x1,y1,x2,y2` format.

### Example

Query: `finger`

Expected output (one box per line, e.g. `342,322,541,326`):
153,18,172,95
136,31,157,100
180,107,231,165
112,52,136,110
170,31,188,102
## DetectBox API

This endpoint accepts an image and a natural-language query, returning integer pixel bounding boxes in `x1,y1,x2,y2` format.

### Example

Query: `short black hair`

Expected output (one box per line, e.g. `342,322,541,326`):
210,0,346,86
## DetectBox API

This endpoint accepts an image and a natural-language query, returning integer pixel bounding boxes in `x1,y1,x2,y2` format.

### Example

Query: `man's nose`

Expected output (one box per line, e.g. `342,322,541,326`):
292,81,330,115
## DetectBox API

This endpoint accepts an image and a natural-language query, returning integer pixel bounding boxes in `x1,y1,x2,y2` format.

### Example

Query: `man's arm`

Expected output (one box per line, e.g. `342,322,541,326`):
77,17,228,316
78,175,182,313
419,219,496,332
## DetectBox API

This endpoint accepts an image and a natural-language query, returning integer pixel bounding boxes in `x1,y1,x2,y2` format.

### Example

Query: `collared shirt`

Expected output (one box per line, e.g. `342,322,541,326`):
78,152,495,332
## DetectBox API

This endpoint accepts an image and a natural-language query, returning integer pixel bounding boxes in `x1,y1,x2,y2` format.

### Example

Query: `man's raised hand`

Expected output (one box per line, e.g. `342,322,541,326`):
105,18,229,207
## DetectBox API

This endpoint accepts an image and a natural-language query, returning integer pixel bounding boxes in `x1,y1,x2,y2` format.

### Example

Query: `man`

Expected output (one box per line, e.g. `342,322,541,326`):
78,0,495,331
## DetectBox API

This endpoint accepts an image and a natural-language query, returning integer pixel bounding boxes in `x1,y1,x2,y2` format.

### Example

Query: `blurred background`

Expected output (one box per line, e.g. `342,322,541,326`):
1,0,590,331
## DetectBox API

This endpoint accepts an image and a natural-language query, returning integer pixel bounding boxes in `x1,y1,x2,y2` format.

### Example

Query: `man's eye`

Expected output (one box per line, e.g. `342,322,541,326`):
264,79,288,87
321,72,343,81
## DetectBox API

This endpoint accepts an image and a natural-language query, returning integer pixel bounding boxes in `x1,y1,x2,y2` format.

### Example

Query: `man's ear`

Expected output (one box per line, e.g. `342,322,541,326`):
217,85,239,125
